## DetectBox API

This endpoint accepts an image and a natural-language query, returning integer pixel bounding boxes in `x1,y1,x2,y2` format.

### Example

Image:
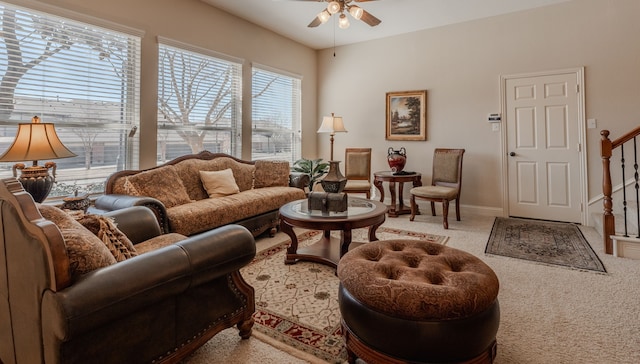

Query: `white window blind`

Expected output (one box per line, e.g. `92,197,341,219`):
0,1,141,198
251,64,301,163
157,39,242,162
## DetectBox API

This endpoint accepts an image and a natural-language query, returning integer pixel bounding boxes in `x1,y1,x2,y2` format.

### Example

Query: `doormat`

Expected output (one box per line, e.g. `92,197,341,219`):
241,227,448,363
485,217,606,273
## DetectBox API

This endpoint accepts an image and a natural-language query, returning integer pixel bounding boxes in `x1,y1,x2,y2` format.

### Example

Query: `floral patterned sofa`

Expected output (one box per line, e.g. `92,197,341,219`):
94,151,308,237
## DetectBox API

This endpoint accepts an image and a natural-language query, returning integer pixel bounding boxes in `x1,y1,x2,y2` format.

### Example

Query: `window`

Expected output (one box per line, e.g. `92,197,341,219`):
157,38,242,163
0,2,141,198
251,64,301,163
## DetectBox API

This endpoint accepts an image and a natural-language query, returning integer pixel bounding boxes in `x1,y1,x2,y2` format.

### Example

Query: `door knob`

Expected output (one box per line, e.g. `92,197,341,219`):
509,152,516,157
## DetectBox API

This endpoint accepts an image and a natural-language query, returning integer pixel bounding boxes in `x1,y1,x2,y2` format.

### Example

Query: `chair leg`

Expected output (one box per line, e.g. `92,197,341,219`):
430,201,436,216
442,200,449,229
455,198,461,221
409,195,417,221
366,191,370,199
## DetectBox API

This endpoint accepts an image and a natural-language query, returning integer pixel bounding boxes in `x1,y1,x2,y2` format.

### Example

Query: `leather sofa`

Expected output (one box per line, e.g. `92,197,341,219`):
94,151,309,237
0,178,256,364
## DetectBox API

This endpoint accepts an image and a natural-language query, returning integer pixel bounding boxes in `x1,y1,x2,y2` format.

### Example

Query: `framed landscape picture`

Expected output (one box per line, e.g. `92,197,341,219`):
385,90,427,141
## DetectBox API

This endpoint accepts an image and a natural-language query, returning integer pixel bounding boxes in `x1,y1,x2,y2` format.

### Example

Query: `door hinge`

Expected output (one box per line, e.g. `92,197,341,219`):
576,84,579,93
577,143,581,152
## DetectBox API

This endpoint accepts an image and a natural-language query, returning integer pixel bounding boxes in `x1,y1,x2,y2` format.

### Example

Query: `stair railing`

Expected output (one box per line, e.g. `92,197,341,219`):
601,126,640,254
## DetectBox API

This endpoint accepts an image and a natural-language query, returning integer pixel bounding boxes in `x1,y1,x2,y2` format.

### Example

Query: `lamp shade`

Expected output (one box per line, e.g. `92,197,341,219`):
349,5,364,20
327,1,341,15
0,117,76,163
317,113,348,134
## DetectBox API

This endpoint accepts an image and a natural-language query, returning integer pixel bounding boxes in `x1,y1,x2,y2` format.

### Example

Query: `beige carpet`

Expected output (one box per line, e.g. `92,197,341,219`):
183,213,640,364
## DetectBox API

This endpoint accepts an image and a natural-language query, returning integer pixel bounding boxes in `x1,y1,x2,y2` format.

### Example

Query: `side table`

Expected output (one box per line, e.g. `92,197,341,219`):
373,171,422,217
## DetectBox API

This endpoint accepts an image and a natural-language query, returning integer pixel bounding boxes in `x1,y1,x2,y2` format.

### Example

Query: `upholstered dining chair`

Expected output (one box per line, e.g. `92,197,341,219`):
343,147,372,198
410,148,465,229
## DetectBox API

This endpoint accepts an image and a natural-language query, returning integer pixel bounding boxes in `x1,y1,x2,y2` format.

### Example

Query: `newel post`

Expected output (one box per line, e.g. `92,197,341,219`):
601,130,614,254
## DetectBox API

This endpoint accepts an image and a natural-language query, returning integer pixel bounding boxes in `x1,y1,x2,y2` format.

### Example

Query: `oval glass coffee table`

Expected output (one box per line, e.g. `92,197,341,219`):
279,197,387,268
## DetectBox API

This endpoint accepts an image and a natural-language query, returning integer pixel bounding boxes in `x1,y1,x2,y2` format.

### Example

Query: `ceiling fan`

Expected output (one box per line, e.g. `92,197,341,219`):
300,0,382,29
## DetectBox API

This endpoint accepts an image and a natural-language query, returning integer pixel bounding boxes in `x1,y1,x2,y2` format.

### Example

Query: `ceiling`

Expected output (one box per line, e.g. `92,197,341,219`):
202,0,569,50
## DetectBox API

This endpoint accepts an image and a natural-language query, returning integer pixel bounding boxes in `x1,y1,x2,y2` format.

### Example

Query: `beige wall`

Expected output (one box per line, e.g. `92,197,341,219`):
14,0,640,221
21,0,318,167
317,0,640,218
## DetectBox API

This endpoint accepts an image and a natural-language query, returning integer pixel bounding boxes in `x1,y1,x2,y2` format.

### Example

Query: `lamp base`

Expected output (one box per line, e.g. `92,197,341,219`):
321,160,347,193
14,163,56,203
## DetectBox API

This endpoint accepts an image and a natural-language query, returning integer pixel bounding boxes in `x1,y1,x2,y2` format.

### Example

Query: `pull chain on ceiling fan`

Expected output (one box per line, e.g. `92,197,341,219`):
304,0,381,29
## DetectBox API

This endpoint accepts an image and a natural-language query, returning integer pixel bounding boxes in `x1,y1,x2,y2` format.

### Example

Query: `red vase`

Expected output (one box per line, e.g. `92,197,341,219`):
387,147,407,173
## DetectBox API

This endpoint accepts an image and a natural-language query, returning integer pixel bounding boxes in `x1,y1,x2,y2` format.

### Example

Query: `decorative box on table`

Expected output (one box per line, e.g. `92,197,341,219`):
308,191,348,213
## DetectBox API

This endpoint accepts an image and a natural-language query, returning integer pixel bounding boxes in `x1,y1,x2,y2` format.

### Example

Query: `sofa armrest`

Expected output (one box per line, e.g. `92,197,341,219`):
177,224,256,286
103,206,163,245
42,225,255,338
94,194,170,234
289,172,310,190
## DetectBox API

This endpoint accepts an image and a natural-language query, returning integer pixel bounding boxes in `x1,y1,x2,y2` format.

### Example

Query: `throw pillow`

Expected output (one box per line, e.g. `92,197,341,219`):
77,214,138,262
199,168,240,198
253,160,290,188
38,204,116,280
126,165,193,208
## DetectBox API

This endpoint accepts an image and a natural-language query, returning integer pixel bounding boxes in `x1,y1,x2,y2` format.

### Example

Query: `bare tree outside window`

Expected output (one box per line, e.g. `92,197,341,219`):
0,4,141,198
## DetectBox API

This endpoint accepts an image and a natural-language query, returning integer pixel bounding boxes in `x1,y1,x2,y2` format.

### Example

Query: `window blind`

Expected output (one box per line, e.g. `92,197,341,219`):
251,64,301,163
157,40,243,162
0,1,141,198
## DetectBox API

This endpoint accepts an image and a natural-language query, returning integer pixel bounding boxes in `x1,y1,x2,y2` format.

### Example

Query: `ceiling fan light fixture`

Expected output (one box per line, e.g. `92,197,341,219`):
327,1,341,15
348,5,363,20
318,9,331,24
338,13,350,29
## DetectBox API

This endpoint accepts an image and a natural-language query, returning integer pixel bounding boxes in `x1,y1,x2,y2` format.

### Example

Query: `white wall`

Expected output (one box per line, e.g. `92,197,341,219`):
22,0,319,168
317,0,640,217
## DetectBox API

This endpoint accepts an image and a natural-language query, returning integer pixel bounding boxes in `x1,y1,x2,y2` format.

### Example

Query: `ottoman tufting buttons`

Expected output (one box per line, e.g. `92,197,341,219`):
337,239,500,364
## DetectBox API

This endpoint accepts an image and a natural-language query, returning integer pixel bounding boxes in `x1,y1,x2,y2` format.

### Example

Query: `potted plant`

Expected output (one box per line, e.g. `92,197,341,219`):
291,158,329,191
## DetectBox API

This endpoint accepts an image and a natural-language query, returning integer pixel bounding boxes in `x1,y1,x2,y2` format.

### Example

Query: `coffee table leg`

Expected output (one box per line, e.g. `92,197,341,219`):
340,229,353,257
282,220,298,264
368,220,384,242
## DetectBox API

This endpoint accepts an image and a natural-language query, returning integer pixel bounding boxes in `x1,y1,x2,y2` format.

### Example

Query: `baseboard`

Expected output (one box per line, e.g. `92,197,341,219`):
612,235,640,259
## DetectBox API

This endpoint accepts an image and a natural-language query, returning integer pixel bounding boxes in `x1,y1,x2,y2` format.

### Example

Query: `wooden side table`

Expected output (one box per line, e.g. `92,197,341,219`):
374,171,422,217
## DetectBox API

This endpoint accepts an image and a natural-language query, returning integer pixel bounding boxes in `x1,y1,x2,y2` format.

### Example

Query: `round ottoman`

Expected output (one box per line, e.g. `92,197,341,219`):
337,239,500,364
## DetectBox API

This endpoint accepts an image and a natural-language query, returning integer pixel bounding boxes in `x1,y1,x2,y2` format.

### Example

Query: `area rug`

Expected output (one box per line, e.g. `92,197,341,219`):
485,217,606,273
241,227,448,363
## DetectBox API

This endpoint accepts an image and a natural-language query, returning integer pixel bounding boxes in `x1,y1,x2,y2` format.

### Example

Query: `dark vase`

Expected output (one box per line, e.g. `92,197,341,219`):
321,161,347,193
387,147,407,173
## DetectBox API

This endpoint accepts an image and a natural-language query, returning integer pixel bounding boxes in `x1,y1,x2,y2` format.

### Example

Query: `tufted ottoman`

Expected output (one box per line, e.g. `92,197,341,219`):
337,239,500,364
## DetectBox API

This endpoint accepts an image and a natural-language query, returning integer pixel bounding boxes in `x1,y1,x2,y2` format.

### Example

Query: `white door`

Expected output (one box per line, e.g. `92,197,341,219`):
504,70,585,223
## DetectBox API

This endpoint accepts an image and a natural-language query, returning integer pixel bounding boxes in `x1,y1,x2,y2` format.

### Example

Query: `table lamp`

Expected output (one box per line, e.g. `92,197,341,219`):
317,113,348,193
0,116,77,202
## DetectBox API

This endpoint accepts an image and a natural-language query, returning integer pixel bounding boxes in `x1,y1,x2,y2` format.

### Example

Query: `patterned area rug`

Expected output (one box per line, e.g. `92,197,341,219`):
241,227,448,363
485,217,606,273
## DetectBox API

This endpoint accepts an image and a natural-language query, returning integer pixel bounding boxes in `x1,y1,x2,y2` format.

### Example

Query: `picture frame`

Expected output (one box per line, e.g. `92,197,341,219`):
385,90,427,141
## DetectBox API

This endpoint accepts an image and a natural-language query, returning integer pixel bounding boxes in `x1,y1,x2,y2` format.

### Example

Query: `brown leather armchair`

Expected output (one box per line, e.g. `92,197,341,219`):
0,178,256,364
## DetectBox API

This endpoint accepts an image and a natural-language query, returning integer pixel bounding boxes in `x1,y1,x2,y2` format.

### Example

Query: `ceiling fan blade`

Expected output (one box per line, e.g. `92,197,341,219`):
308,16,323,27
359,9,381,26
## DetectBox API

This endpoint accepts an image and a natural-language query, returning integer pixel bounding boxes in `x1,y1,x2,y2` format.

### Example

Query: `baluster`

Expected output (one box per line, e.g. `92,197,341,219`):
601,130,614,254
635,137,640,238
621,144,628,237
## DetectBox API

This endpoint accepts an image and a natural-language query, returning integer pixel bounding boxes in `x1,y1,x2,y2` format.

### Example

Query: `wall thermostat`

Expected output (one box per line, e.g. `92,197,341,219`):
488,113,501,123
